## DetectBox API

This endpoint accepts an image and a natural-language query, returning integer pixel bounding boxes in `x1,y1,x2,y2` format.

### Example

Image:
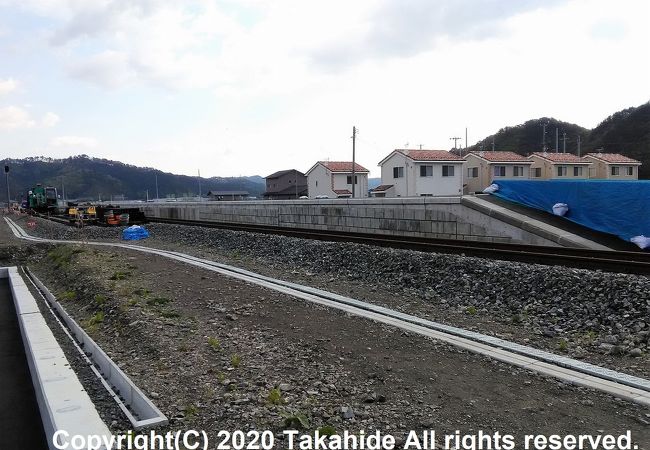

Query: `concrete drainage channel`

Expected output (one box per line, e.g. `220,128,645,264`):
5,217,650,408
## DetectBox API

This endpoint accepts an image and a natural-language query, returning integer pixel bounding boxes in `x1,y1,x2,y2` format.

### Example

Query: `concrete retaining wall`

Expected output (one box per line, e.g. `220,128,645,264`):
139,197,559,246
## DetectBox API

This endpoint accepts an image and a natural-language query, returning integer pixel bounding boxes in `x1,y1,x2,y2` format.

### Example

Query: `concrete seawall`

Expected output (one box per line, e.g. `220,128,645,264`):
138,197,560,246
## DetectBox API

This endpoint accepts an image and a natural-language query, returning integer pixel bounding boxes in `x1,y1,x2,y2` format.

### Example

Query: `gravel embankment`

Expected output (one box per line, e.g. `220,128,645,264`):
19,216,650,364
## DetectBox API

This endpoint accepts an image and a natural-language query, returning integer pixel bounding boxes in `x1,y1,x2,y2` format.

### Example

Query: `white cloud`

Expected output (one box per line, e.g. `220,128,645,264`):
0,106,36,129
41,111,60,127
0,78,18,96
50,135,97,148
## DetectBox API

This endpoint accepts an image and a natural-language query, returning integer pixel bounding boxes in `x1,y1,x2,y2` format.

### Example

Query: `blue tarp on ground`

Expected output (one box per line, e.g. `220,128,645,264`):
122,225,149,240
489,179,650,243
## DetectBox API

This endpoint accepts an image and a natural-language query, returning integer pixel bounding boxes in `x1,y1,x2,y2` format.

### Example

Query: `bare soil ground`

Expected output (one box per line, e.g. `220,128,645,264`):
1,213,649,448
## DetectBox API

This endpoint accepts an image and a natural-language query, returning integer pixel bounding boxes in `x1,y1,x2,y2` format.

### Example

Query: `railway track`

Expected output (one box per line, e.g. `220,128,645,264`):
5,216,650,407
148,217,650,276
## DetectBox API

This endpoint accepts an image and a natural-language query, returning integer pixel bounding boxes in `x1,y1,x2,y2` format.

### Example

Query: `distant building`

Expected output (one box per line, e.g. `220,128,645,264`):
373,149,464,197
263,169,307,199
582,153,641,179
206,190,249,201
305,161,370,198
464,151,533,193
528,152,592,179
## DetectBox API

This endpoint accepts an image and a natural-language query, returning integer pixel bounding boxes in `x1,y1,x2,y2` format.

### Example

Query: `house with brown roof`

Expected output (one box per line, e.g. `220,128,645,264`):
464,151,533,193
582,153,641,179
373,149,464,197
305,161,370,198
263,169,308,199
528,152,592,179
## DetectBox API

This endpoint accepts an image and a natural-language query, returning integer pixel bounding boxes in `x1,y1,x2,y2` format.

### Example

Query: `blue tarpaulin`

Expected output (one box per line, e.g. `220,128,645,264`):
122,225,149,240
489,179,650,243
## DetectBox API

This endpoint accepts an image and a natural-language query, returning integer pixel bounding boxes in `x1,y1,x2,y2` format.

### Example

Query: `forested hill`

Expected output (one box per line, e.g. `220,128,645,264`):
1,155,265,201
466,102,650,178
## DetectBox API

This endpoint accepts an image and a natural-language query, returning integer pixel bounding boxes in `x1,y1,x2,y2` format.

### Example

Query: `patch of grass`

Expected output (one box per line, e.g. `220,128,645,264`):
465,305,477,315
60,290,77,301
280,410,310,429
160,310,180,318
127,299,139,307
94,294,107,306
581,330,598,344
48,245,83,268
109,270,131,280
558,338,569,352
267,388,283,405
183,404,198,419
133,287,151,297
146,297,171,306
317,425,337,437
230,354,241,368
207,337,221,351
216,372,226,383
89,311,105,326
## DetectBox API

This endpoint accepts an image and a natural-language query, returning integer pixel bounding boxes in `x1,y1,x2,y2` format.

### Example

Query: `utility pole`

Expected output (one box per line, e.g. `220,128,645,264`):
295,170,298,199
542,123,548,152
4,165,10,212
577,135,581,157
491,137,495,151
155,173,159,200
351,126,357,198
561,132,567,153
450,136,461,150
464,127,467,157
555,128,559,153
198,169,201,199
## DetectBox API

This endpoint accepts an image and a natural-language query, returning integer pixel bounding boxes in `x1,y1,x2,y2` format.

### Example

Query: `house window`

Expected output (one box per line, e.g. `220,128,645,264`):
420,165,433,177
557,166,567,177
393,167,404,178
442,165,455,177
532,167,542,177
346,175,358,184
513,166,524,177
611,166,620,176
467,167,478,178
573,166,583,176
493,166,506,177
626,166,634,176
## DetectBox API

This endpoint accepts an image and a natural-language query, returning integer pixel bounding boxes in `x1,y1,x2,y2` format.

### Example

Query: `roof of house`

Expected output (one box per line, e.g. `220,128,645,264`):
584,152,641,164
371,184,394,192
467,151,532,163
333,189,352,195
530,152,591,163
265,169,304,179
206,190,250,196
307,161,370,174
396,149,464,161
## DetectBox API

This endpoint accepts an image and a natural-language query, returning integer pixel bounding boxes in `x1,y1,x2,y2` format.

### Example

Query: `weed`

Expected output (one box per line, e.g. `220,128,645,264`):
216,372,226,383
511,313,523,324
558,338,569,352
267,388,283,405
207,337,221,351
466,306,477,315
146,297,171,306
160,310,180,319
89,311,105,326
133,288,151,297
582,330,598,344
230,354,241,368
94,294,107,306
60,290,77,301
317,425,337,437
48,246,82,268
178,343,190,352
110,270,131,280
280,410,310,429
127,299,139,307
183,404,198,419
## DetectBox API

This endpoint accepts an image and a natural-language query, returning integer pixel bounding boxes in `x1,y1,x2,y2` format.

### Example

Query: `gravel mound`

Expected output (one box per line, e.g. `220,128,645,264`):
24,218,650,357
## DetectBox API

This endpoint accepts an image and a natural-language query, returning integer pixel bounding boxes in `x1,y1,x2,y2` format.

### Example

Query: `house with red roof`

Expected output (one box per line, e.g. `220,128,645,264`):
464,151,533,193
372,149,464,197
528,152,592,179
305,161,370,198
582,152,641,179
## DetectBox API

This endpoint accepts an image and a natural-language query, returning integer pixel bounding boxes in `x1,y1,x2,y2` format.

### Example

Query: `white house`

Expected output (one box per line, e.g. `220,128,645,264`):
372,149,464,197
582,152,641,179
528,152,592,179
464,151,533,193
305,161,370,198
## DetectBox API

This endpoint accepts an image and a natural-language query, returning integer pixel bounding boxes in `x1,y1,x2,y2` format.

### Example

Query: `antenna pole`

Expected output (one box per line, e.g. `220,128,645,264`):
542,123,547,152
351,126,356,198
562,132,567,153
577,135,581,157
555,128,559,153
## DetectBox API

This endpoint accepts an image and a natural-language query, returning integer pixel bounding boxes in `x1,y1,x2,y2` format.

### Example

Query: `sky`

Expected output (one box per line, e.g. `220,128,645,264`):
0,0,648,178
